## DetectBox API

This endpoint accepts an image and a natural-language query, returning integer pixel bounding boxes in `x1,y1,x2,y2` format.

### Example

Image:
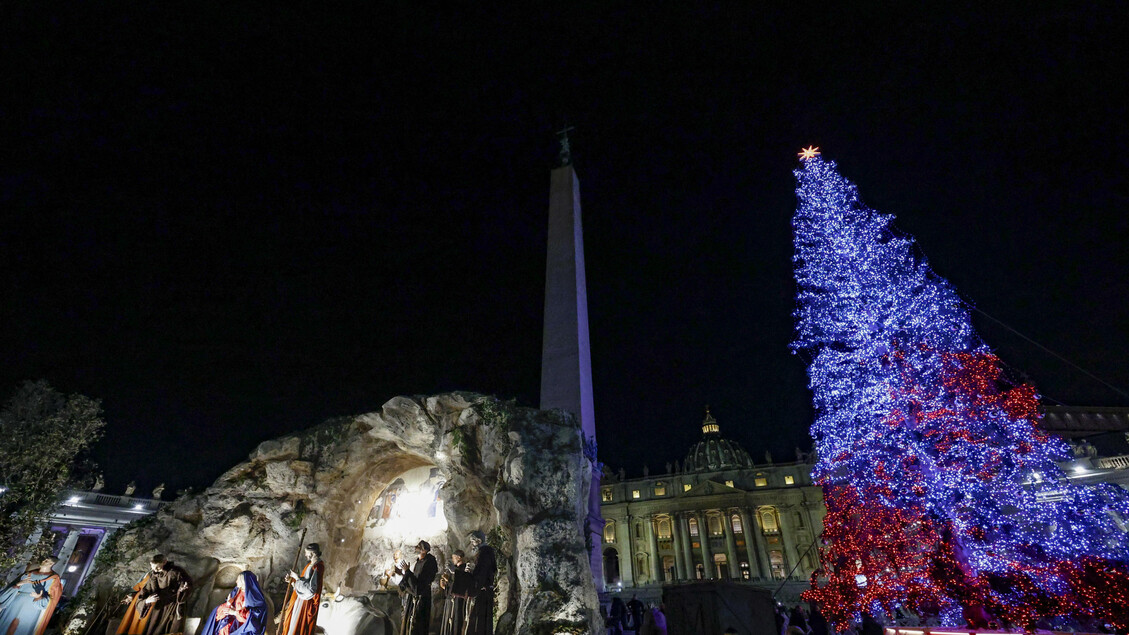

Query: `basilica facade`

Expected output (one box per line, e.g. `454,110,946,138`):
598,410,823,601
598,406,1129,602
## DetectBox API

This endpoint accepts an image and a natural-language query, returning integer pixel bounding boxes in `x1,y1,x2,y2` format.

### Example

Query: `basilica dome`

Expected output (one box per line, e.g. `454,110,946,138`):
683,409,754,473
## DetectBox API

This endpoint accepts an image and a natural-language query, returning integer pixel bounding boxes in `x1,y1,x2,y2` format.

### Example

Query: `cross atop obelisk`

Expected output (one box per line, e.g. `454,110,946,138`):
556,125,576,166
540,129,604,590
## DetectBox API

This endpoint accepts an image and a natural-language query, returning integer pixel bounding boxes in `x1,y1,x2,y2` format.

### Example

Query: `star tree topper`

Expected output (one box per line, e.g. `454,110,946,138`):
798,145,821,161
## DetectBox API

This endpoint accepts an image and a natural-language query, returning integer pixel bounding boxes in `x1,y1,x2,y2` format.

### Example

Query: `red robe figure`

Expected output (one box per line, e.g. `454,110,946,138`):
278,544,323,635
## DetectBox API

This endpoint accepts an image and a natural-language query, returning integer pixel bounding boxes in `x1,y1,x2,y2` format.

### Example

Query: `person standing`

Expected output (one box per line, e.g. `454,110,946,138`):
198,572,269,635
116,568,152,635
0,557,62,635
135,554,192,635
606,597,627,635
639,603,666,635
438,550,470,635
396,540,437,635
278,544,324,635
625,595,644,634
463,530,497,635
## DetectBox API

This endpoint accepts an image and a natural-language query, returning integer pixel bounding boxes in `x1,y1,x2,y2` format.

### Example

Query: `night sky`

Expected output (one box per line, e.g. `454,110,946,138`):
3,5,1127,496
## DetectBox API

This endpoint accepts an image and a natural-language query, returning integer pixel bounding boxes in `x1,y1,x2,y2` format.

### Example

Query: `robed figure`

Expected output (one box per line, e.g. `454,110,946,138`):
136,555,192,635
0,558,62,635
396,541,437,635
116,573,152,635
198,572,268,635
278,545,323,635
464,531,497,635
438,551,471,635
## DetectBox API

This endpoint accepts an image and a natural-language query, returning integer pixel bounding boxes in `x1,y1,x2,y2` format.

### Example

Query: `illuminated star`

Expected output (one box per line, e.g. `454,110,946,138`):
798,145,821,160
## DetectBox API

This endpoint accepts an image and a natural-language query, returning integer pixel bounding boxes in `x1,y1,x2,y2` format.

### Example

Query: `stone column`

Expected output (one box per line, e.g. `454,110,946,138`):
678,513,695,580
696,512,713,579
55,527,81,572
776,506,798,579
722,511,740,579
670,513,686,580
619,515,635,587
646,515,661,584
740,508,771,580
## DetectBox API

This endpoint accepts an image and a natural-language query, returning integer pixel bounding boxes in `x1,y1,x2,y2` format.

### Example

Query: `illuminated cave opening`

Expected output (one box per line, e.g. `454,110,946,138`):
325,458,478,596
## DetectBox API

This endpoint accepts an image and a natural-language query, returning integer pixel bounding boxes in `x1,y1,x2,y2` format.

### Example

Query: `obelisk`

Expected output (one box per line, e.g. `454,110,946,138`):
540,128,604,590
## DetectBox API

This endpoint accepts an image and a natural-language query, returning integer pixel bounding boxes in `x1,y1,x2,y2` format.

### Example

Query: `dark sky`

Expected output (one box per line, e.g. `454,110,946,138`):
3,4,1128,496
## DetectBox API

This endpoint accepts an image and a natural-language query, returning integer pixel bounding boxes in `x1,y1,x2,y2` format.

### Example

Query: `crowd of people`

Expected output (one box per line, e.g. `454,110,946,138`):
387,530,496,635
604,594,667,635
775,603,831,635
0,530,498,635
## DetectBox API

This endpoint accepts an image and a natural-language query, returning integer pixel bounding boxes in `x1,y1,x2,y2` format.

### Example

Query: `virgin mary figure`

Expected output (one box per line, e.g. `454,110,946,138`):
198,571,269,635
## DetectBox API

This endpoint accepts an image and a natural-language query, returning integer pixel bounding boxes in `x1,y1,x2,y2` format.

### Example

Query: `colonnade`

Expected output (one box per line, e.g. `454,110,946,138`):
604,502,821,586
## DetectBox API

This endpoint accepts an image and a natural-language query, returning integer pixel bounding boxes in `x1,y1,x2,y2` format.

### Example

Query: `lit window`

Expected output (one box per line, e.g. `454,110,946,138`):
604,521,616,543
657,518,672,539
754,477,767,487
689,518,699,536
654,482,666,496
725,480,734,488
760,510,778,532
784,475,795,485
731,514,743,534
602,488,613,502
683,483,692,492
708,515,723,536
632,489,641,499
769,550,785,579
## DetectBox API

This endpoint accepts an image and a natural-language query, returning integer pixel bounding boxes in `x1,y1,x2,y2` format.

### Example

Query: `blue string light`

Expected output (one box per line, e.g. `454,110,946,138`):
792,154,1129,630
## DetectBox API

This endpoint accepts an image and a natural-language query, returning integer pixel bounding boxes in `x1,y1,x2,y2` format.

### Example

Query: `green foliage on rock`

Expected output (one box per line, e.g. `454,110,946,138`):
472,396,515,432
283,500,310,531
0,380,106,574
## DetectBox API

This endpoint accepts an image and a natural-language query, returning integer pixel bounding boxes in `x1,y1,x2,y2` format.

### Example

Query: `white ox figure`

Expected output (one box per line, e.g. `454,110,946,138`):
315,595,391,635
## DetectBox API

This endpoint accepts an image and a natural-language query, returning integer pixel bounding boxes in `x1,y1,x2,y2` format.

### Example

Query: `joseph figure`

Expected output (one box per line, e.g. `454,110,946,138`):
135,554,192,635
277,544,324,635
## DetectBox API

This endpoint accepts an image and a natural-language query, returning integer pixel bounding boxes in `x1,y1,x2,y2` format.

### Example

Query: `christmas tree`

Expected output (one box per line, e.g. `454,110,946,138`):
791,148,1129,631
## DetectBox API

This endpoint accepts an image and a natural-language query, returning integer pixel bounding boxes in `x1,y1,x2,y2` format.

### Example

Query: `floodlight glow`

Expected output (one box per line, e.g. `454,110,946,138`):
380,484,447,543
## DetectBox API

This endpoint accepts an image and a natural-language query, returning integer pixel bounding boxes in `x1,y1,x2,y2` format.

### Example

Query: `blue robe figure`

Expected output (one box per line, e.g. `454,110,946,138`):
198,572,269,635
0,559,63,635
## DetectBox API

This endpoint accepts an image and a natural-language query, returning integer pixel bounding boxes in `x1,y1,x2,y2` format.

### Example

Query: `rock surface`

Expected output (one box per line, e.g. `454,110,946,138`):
80,393,602,635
